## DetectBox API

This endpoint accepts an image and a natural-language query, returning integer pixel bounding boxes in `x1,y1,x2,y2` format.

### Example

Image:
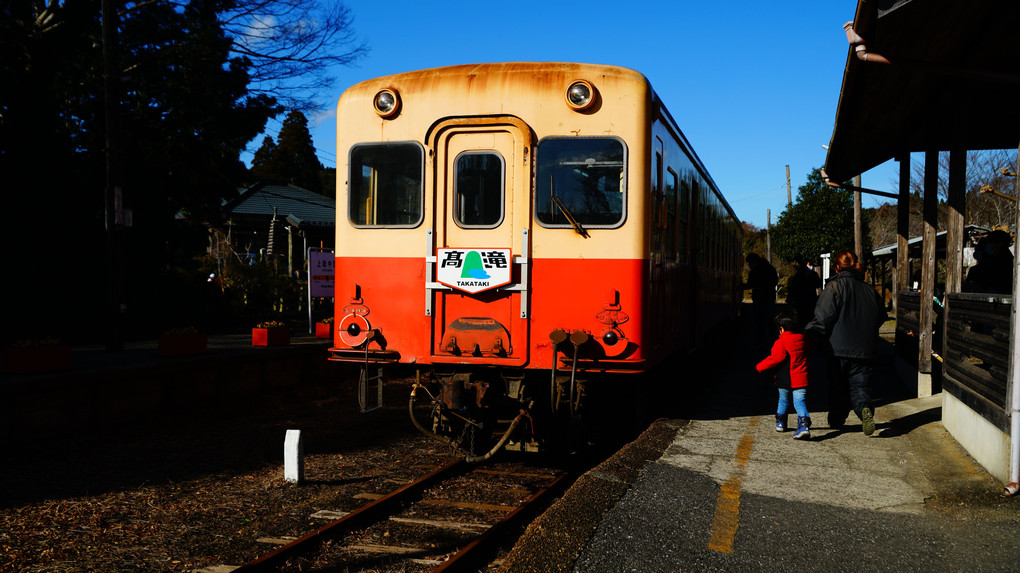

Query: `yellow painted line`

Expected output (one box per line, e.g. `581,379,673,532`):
707,417,760,554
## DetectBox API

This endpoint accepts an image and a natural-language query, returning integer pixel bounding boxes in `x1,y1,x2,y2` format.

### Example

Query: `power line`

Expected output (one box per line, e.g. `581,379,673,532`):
729,182,788,203
249,115,338,168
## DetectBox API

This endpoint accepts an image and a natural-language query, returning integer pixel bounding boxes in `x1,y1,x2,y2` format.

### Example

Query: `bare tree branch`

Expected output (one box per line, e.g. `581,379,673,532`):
218,0,368,110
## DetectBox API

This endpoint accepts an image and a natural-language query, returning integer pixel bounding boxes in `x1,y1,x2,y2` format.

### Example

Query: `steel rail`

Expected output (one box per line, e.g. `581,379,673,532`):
431,471,572,572
234,459,466,572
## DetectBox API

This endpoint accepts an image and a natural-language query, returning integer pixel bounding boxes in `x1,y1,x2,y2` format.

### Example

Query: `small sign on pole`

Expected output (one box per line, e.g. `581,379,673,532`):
307,248,335,333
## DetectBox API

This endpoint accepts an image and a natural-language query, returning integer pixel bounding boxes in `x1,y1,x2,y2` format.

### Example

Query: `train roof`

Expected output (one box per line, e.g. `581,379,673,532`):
341,62,741,228
343,62,648,90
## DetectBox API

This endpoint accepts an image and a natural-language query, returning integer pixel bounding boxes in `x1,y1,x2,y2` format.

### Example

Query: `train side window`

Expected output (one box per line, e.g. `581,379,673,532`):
652,152,663,252
678,180,690,262
454,151,504,228
535,137,626,228
695,181,705,265
349,142,424,227
715,200,722,269
665,168,678,259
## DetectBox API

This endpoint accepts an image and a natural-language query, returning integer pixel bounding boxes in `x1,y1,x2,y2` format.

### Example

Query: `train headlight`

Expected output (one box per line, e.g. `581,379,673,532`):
339,313,372,347
602,330,619,346
373,88,400,118
566,80,596,111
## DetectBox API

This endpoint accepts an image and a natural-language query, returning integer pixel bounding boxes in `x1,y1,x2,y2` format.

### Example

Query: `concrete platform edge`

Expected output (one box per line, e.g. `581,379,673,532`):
499,418,687,572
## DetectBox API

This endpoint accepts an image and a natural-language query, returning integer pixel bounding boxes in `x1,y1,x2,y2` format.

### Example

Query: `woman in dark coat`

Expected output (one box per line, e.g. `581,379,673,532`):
805,251,888,435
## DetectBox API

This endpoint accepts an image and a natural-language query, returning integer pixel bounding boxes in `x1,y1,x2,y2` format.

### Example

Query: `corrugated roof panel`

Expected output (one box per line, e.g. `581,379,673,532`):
225,181,335,227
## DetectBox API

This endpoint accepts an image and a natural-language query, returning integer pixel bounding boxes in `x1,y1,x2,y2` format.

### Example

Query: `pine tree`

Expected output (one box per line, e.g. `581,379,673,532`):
250,136,281,180
273,110,324,194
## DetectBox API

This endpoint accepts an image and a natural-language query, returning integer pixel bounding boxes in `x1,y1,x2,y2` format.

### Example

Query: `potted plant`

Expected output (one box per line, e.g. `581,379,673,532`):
158,327,208,357
315,316,334,339
3,337,71,374
253,321,290,346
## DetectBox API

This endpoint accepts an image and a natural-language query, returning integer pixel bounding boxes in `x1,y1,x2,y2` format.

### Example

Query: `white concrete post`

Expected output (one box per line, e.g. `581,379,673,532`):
284,429,304,484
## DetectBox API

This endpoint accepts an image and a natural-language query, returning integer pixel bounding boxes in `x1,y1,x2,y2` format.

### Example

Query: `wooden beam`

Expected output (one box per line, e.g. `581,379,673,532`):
918,150,939,384
943,147,967,401
895,154,911,318
854,175,863,261
945,149,966,294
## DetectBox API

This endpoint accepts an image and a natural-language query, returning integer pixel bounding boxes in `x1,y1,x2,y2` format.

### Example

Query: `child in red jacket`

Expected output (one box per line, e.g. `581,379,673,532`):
756,309,812,439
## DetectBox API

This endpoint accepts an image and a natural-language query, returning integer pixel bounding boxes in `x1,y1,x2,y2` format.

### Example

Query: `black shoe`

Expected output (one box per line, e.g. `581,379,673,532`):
861,406,875,436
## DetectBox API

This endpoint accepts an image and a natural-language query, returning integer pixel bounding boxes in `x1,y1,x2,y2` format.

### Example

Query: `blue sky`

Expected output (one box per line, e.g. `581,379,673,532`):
251,1,900,229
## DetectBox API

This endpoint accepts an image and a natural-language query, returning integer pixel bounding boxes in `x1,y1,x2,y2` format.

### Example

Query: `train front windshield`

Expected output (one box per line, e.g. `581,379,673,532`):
535,137,626,228
348,142,424,227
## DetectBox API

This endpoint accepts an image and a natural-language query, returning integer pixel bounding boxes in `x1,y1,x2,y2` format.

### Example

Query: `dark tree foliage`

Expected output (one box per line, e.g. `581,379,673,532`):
250,135,283,179
249,111,325,194
771,168,865,264
319,166,336,199
252,110,324,193
742,221,768,259
1,1,280,341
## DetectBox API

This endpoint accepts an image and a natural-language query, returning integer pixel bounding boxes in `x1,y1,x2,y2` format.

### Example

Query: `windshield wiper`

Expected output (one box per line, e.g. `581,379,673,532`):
552,196,590,238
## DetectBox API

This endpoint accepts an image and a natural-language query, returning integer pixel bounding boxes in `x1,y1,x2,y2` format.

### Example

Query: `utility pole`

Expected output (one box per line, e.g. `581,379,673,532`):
766,209,772,264
853,174,863,260
786,165,792,206
103,0,125,351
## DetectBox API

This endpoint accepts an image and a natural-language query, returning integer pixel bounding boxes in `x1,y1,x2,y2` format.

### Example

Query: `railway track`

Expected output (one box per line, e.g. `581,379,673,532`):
233,457,573,572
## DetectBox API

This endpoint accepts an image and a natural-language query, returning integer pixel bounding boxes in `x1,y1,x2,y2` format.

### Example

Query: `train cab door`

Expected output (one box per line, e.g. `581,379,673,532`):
427,117,532,366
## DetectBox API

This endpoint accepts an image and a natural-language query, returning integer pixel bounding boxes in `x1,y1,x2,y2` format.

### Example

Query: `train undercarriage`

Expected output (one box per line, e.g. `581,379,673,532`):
346,333,659,462
402,368,588,460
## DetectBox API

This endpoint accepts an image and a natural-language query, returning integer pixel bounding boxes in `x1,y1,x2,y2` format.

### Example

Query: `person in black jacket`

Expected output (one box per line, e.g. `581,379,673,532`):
964,229,1014,295
805,251,888,435
744,253,779,344
787,258,822,326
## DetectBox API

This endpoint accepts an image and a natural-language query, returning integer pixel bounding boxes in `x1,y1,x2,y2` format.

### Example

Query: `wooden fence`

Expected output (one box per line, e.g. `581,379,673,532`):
942,292,1012,432
895,291,921,366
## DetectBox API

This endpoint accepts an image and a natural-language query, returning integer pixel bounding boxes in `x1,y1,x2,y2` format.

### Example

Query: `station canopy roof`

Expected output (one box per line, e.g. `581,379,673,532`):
224,180,335,228
824,0,1020,182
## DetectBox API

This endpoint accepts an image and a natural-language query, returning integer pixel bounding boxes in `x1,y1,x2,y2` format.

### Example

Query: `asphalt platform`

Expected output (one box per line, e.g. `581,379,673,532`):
500,314,1020,572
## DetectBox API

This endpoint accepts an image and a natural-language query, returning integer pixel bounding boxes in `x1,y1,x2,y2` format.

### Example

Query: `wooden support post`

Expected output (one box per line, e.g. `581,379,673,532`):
946,150,967,292
918,150,939,396
895,154,911,317
285,429,304,484
854,175,863,261
942,149,967,399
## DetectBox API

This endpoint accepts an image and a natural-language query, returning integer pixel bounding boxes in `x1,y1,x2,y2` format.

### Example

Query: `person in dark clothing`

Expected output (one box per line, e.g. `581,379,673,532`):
965,230,1014,295
744,253,778,344
805,251,887,436
787,258,822,324
756,309,812,439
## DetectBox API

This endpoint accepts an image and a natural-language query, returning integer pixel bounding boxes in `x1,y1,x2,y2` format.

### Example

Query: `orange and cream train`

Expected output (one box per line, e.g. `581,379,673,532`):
329,63,743,457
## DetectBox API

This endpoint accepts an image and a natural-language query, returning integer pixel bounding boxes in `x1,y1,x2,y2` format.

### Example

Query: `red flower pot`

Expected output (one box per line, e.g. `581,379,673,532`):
253,327,290,347
315,322,333,339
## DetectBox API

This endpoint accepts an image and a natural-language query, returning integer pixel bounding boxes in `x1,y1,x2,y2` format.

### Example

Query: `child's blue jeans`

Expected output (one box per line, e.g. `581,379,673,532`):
777,388,809,418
